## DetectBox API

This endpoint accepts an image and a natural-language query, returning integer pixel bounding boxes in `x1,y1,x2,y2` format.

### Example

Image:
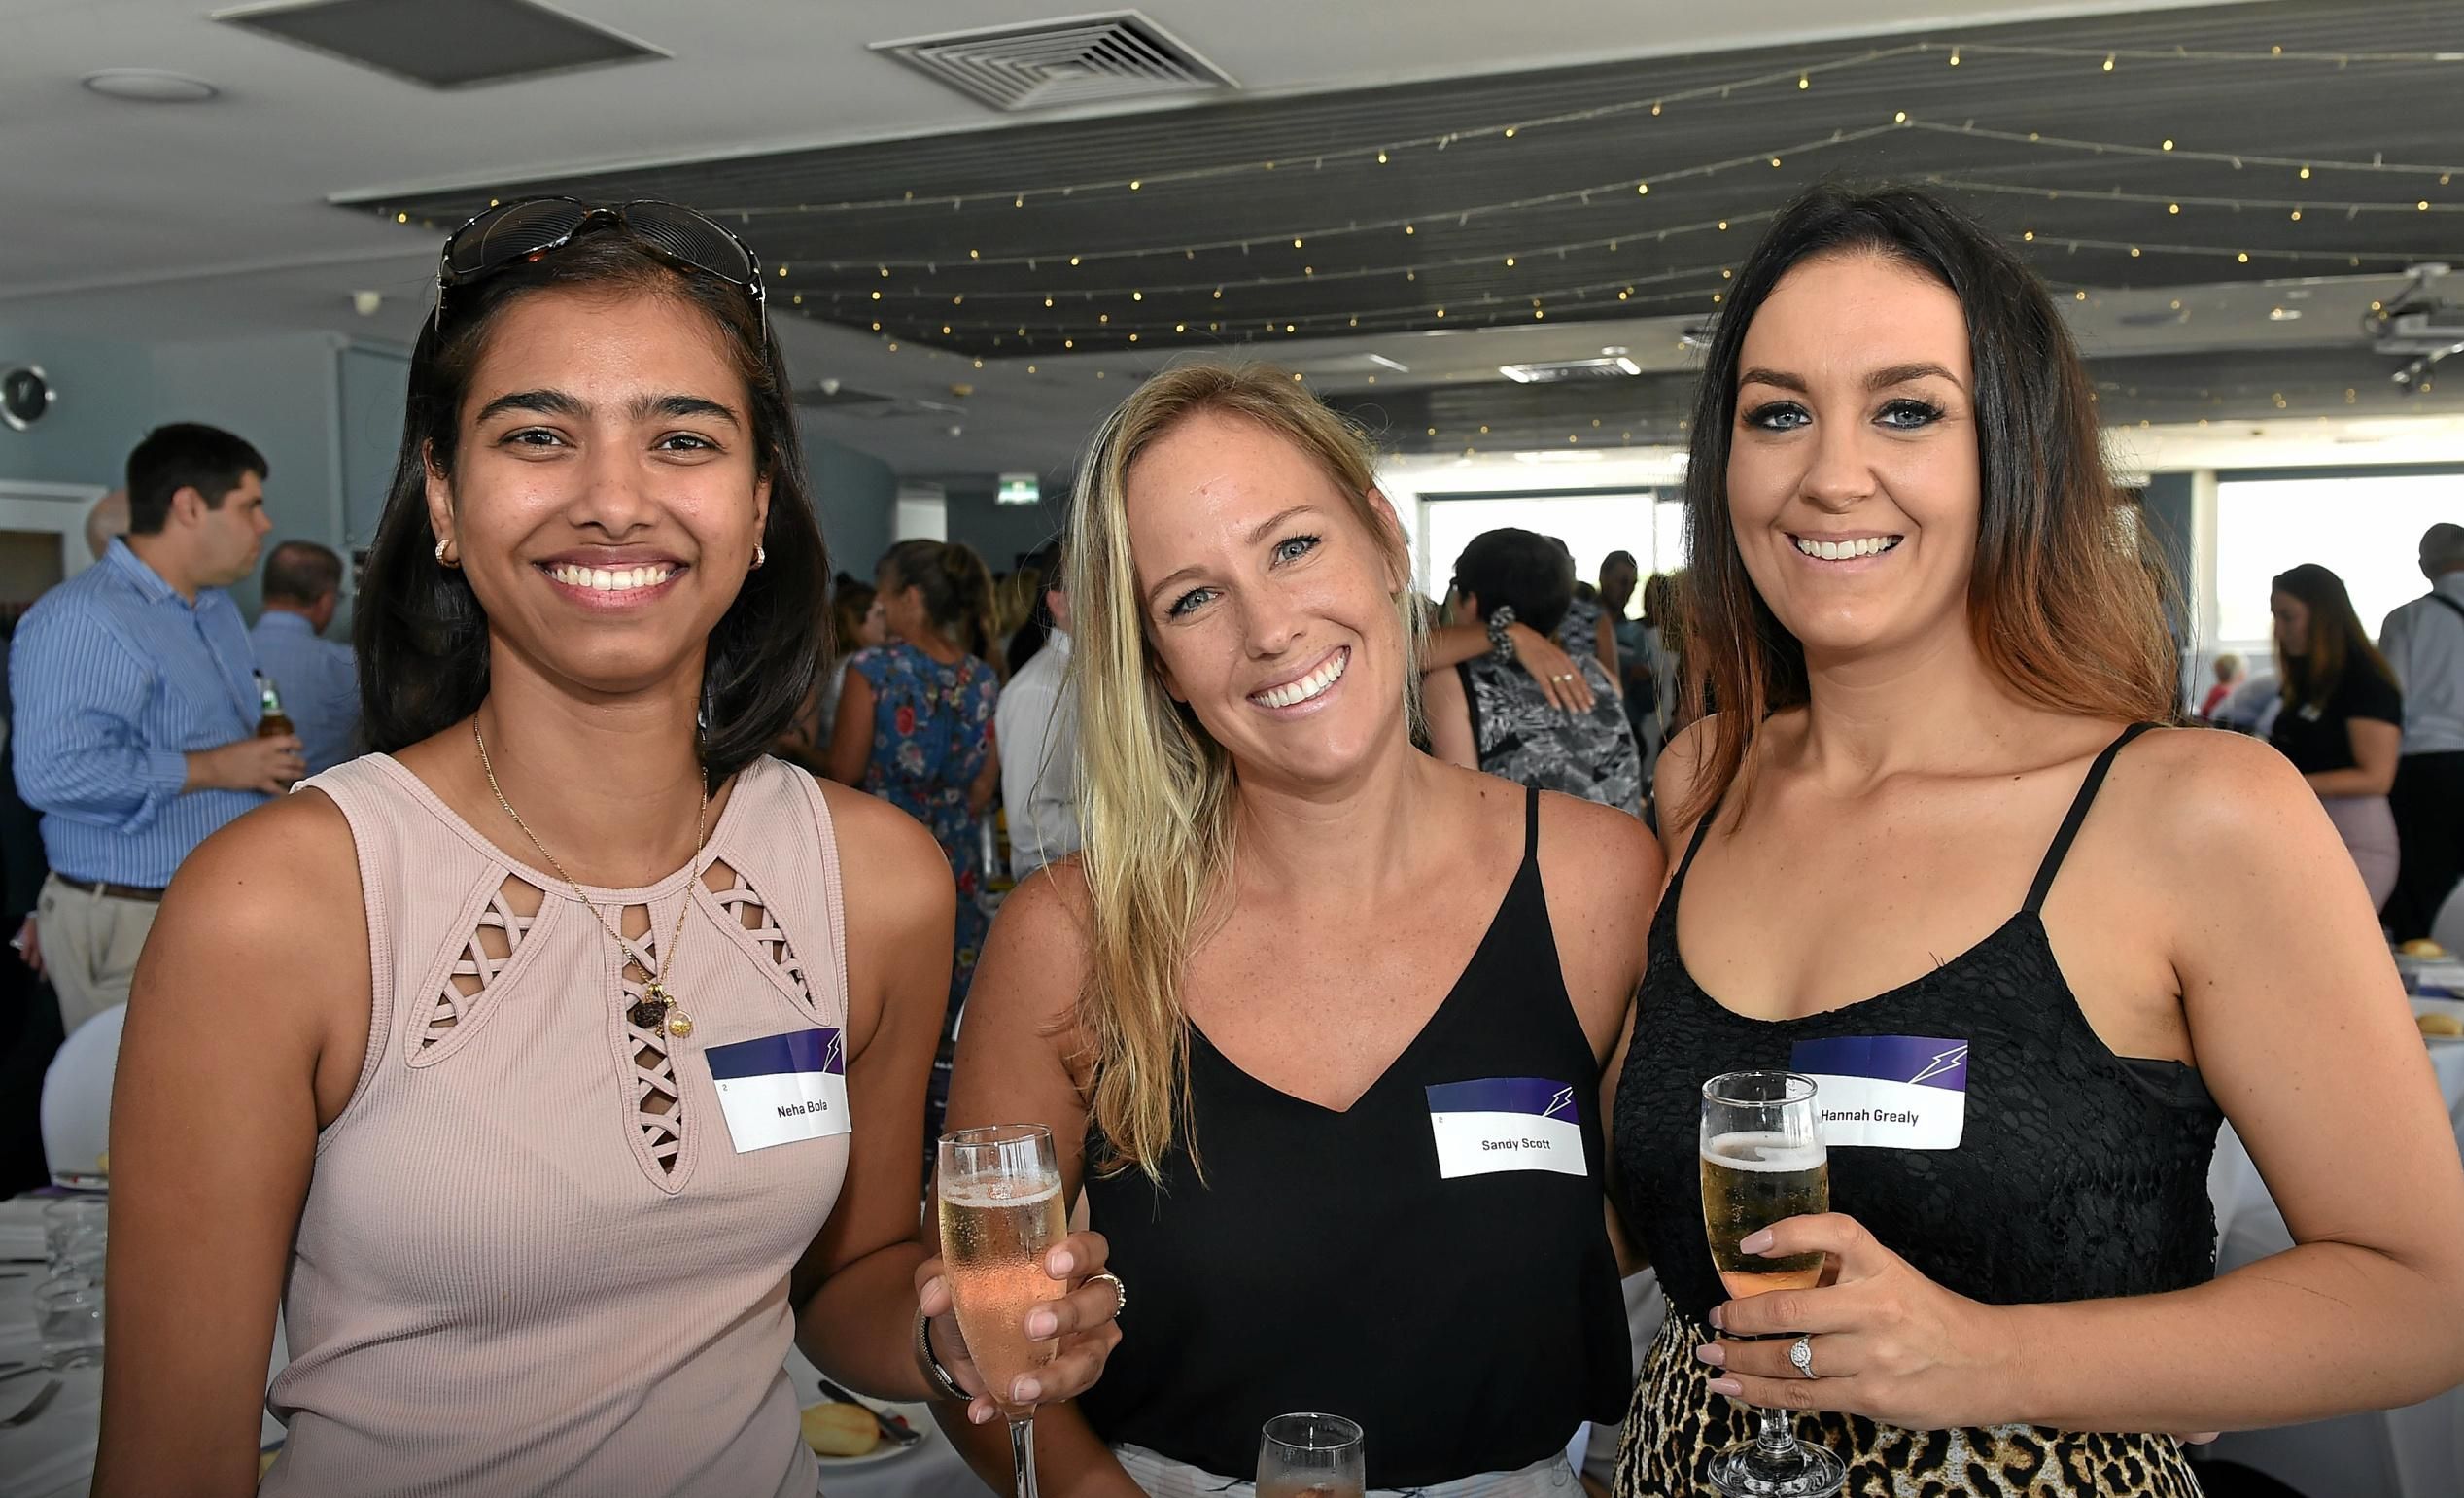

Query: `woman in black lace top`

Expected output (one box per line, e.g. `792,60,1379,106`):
1605,185,2464,1497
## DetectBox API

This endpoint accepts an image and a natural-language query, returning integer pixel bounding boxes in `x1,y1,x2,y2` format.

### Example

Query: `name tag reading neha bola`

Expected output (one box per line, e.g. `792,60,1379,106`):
706,1028,850,1154
1789,1035,1970,1150
1426,1077,1588,1179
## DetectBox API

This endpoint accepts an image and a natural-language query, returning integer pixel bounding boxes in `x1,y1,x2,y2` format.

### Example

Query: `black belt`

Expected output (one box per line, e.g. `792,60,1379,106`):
52,875,164,903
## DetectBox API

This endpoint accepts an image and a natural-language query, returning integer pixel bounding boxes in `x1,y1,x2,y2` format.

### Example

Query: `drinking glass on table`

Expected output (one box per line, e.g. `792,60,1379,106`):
1258,1412,1365,1498
1699,1070,1845,1498
937,1124,1067,1498
37,1197,108,1369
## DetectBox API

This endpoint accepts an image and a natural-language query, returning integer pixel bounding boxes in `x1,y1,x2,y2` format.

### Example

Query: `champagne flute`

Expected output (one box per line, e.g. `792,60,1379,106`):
1699,1070,1846,1497
938,1124,1068,1498
1257,1412,1365,1498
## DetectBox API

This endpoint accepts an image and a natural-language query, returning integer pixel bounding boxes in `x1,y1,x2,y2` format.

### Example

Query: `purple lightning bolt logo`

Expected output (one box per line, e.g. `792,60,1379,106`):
1907,1045,1968,1087
1544,1086,1577,1120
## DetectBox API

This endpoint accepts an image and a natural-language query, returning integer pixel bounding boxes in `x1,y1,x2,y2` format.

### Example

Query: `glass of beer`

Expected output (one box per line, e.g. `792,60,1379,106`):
937,1123,1068,1498
1699,1070,1845,1497
1257,1412,1365,1498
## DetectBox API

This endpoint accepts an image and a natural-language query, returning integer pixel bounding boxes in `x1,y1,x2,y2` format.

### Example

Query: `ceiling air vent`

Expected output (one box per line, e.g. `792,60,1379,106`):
871,11,1235,113
1498,356,1643,385
215,0,663,89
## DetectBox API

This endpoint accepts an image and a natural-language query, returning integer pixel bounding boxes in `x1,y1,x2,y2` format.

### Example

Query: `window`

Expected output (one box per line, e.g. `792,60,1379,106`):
1420,492,1687,619
2215,473,2462,658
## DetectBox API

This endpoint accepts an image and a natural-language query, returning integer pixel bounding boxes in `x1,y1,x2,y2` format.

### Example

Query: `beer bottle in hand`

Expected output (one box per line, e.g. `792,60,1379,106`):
256,673,295,739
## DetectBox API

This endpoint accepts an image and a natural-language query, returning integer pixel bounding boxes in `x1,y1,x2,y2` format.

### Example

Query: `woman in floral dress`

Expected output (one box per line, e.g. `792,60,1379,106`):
826,539,1000,1142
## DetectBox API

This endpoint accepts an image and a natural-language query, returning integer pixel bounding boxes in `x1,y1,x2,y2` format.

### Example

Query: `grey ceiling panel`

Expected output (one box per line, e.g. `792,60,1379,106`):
352,0,2464,433
219,0,662,89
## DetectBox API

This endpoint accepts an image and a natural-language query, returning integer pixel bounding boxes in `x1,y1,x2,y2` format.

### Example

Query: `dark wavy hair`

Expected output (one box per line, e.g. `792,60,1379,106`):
354,228,829,784
1452,526,1577,637
2273,562,2396,711
1673,183,2176,826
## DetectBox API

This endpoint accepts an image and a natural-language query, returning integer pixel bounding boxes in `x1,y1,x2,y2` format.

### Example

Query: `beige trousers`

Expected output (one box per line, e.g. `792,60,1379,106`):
36,873,158,1034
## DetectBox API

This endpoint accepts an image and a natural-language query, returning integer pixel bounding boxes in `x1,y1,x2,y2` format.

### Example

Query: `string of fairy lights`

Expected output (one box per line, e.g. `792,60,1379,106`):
365,29,2464,374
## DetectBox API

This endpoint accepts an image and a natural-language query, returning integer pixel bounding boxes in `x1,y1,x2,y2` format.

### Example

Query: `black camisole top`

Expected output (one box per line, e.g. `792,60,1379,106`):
1613,723,2225,1324
1079,786,1630,1487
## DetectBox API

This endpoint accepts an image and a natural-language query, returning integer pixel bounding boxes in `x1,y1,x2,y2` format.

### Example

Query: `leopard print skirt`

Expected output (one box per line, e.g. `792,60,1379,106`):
1612,1313,2205,1497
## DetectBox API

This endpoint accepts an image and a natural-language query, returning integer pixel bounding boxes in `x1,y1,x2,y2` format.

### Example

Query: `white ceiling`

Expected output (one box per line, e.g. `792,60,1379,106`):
0,0,2284,478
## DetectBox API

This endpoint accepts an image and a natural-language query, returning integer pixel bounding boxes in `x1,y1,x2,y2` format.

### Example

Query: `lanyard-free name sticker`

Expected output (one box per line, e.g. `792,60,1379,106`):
1788,1034,1969,1150
1425,1076,1588,1179
707,1028,850,1153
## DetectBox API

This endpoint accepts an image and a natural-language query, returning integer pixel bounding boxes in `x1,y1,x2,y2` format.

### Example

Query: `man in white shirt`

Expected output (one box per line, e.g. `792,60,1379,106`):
996,541,1080,881
2378,522,2464,940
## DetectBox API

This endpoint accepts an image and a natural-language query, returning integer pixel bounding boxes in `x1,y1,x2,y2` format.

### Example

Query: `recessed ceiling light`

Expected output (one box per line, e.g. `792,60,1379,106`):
82,69,221,103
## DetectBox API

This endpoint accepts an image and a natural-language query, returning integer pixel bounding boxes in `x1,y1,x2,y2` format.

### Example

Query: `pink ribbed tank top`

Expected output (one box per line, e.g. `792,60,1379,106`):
261,753,851,1497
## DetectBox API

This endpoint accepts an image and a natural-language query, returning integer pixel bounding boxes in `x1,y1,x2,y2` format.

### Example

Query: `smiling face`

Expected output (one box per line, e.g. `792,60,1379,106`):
1724,252,1982,666
426,287,771,698
1124,407,1409,789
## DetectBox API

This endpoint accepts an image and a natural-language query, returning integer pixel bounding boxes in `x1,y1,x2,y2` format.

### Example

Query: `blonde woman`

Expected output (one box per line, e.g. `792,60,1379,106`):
932,363,1659,1497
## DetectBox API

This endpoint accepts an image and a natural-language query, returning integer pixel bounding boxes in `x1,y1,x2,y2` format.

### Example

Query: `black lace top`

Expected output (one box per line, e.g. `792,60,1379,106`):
1613,723,2224,1323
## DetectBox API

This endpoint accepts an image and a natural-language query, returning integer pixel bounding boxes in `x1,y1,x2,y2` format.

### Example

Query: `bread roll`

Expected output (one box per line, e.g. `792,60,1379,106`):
2401,938,2449,959
2417,1011,2464,1038
801,1400,881,1458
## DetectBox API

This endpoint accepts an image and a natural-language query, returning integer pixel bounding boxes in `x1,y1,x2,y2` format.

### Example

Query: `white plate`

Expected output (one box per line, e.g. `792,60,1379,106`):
808,1400,936,1471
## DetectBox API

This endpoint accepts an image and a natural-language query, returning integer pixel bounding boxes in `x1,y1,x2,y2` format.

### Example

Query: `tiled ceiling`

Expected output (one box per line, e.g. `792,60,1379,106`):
360,0,2464,369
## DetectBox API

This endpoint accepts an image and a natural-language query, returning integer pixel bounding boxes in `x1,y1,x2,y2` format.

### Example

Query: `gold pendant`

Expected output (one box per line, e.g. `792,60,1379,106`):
629,980,680,1035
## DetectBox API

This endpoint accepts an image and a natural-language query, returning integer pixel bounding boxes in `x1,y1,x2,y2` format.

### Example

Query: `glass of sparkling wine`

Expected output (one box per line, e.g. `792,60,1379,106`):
1257,1412,1365,1498
938,1124,1068,1498
1699,1070,1846,1498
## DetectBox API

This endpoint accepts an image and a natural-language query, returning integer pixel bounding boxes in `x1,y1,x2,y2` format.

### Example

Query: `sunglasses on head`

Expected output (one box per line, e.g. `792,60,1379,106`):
433,196,766,334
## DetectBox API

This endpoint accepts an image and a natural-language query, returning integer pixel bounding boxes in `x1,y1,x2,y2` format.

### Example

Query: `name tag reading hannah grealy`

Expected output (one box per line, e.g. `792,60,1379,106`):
1425,1077,1588,1179
1788,1034,1970,1150
705,1028,850,1154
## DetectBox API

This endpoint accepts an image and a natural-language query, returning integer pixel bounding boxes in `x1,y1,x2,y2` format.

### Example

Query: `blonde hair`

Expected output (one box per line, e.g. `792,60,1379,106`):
1064,362,1421,1181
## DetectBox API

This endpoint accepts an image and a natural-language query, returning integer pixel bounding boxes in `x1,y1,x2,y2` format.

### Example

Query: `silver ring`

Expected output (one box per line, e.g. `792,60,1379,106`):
1789,1334,1818,1379
1553,672,1575,682
1086,1271,1126,1320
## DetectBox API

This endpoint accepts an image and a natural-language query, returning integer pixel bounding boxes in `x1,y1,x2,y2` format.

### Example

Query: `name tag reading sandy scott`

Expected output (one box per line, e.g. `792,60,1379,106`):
1789,1034,1969,1150
1425,1077,1587,1179
707,1028,850,1153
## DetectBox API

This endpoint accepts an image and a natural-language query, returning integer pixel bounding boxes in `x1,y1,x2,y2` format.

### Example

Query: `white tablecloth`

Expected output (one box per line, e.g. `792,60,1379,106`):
0,1212,984,1498
2203,1035,2464,1498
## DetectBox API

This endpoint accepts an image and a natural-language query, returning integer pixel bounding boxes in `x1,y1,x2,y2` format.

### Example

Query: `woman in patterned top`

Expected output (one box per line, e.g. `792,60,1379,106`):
826,538,1000,1143
1425,527,1643,815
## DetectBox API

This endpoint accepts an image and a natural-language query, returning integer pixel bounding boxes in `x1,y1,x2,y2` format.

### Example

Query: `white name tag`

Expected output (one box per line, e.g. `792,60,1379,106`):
707,1028,850,1154
1425,1077,1587,1179
1790,1034,1969,1151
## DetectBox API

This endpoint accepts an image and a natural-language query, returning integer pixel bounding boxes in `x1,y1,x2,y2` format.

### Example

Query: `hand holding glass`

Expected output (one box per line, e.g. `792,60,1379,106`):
938,1124,1067,1498
1700,1070,1845,1498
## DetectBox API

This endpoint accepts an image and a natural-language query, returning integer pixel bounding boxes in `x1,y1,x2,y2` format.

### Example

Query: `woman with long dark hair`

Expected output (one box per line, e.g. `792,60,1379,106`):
1607,185,2464,1495
2269,562,2404,906
95,201,1118,1497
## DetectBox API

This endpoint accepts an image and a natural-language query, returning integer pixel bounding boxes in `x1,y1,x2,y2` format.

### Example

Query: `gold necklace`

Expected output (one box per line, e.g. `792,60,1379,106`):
473,718,710,1040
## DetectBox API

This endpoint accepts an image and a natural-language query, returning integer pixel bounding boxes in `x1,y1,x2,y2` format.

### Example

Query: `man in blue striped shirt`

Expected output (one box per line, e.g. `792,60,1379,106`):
9,423,301,1032
249,540,360,777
